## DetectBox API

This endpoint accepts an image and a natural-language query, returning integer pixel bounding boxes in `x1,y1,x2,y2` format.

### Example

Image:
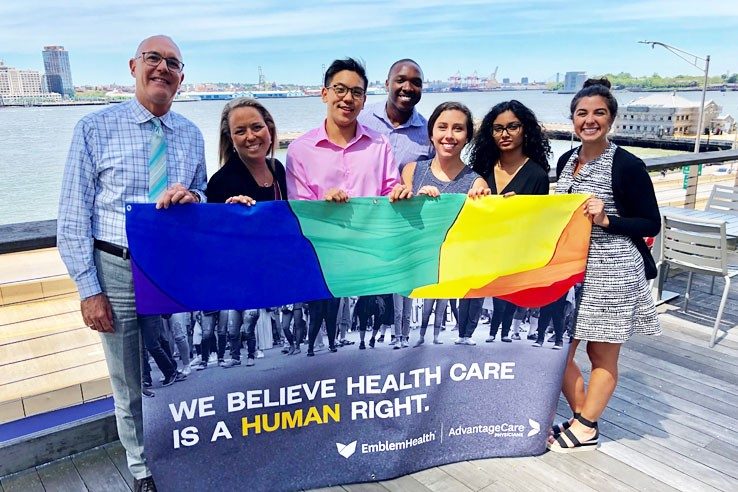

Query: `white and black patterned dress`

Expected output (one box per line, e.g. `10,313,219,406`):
556,143,660,342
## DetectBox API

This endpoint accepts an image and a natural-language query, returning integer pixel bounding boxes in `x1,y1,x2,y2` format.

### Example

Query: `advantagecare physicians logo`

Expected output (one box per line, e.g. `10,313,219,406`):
448,419,541,438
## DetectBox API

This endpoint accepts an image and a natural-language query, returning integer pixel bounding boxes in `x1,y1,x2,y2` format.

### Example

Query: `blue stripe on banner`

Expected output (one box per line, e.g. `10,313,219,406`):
0,397,114,444
126,202,333,313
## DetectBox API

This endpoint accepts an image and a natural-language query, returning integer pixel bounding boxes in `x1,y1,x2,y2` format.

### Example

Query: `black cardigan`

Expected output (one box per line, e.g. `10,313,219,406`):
556,146,660,238
557,146,661,278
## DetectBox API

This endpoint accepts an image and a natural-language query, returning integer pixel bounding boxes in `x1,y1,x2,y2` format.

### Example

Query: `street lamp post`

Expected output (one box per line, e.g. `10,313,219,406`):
640,41,710,208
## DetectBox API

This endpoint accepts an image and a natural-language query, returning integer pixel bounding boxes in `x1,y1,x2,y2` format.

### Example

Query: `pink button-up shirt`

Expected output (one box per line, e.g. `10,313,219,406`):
285,121,400,200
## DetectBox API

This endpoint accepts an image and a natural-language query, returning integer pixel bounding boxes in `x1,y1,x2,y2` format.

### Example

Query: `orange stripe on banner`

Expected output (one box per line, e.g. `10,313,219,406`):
463,209,590,305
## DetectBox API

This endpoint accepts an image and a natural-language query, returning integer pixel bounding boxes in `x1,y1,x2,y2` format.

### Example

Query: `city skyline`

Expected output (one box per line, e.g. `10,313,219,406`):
1,0,737,86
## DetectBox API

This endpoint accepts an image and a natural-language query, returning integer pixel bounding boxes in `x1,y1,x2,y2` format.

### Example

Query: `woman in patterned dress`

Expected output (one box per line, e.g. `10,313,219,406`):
548,78,661,453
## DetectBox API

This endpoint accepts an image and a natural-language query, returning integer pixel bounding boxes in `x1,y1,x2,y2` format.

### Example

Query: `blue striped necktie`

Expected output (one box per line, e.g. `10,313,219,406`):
148,117,168,202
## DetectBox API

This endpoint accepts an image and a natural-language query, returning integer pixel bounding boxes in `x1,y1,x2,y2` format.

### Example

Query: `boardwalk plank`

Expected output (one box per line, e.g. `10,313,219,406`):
610,383,738,448
440,460,496,491
0,469,44,492
574,360,738,449
72,446,130,492
624,340,738,386
597,438,722,492
617,356,738,412
650,327,738,358
658,317,738,352
627,337,738,374
599,421,736,491
379,474,432,492
474,458,557,492
408,467,452,488
537,447,638,492
555,429,680,492
555,400,730,491
36,457,87,492
618,347,738,398
641,333,738,368
598,398,738,480
103,442,134,490
342,482,389,491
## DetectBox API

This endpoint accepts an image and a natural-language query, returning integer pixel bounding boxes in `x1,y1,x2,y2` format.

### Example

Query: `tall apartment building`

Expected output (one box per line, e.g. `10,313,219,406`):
42,45,74,98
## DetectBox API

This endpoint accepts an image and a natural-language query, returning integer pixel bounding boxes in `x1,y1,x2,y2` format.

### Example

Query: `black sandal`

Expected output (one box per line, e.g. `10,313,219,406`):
547,414,599,453
551,412,580,437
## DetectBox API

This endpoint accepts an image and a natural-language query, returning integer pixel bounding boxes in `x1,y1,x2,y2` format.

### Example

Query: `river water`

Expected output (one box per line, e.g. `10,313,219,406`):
2,90,735,225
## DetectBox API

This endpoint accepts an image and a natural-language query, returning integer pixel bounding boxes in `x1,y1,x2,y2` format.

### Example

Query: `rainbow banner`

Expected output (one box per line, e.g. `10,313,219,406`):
126,194,590,314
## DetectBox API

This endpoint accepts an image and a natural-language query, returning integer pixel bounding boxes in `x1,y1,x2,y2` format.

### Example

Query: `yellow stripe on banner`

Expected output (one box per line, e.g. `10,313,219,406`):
410,194,589,298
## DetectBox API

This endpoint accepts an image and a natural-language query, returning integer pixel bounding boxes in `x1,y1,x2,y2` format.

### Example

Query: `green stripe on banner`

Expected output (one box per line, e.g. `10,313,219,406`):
288,195,466,297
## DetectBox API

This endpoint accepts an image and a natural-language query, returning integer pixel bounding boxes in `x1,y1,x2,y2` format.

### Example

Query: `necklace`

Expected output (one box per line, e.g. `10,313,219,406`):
240,157,273,187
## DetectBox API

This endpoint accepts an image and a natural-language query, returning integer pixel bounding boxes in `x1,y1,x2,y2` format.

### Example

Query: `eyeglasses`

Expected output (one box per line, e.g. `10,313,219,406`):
138,51,184,73
326,84,366,99
492,122,523,136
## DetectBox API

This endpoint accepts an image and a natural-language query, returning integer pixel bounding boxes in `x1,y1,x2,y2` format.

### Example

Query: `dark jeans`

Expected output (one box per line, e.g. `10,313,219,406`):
223,310,248,360
199,311,219,362
234,310,259,359
420,298,448,336
281,306,306,347
449,299,459,325
489,298,516,338
140,317,177,379
537,295,568,345
307,299,340,350
458,298,483,338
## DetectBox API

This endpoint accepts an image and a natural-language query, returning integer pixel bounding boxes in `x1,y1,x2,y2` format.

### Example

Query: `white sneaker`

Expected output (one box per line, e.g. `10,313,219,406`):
465,338,477,346
181,365,192,377
256,350,265,359
189,355,202,367
454,337,466,344
401,338,409,348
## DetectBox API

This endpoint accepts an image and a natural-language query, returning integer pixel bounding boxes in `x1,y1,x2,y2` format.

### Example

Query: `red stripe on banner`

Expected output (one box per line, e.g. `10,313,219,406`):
497,272,586,307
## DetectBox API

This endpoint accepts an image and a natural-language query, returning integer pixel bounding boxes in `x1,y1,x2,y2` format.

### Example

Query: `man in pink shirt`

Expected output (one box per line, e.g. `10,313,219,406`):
286,57,402,356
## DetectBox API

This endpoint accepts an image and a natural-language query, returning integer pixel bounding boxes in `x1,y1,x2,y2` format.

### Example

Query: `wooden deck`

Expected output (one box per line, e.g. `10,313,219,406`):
3,271,737,491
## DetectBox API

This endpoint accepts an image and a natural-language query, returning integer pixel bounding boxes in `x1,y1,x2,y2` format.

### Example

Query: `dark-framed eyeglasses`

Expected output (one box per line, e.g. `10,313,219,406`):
492,122,523,136
138,51,184,73
327,84,365,99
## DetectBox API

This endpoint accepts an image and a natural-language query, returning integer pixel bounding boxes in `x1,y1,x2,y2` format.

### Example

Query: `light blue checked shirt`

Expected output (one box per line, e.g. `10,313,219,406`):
57,98,207,299
358,101,434,171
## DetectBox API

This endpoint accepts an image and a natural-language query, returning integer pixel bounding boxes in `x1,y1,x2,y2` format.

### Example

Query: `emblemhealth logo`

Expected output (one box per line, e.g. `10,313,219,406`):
527,419,540,437
336,441,357,458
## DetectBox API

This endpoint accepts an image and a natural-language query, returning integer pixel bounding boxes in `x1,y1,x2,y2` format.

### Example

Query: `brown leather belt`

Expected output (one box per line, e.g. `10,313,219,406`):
94,239,130,260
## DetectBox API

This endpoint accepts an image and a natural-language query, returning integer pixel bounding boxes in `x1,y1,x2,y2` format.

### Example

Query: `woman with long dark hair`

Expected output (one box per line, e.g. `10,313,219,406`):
469,100,551,343
548,78,660,453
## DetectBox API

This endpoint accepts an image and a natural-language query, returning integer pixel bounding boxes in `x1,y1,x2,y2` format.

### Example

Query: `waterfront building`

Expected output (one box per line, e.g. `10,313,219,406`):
521,77,529,84
42,45,74,98
560,71,586,94
615,92,726,137
712,114,735,134
0,60,61,105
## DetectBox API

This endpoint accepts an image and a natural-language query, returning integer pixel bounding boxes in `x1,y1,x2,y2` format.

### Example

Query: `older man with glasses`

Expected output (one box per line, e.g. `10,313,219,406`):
58,35,206,492
286,57,401,356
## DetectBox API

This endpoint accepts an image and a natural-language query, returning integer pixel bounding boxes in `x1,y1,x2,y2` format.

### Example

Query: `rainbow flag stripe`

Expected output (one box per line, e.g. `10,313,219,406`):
126,194,591,314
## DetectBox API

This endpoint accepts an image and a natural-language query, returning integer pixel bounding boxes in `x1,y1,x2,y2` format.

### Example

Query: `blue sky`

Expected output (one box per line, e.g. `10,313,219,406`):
1,0,736,86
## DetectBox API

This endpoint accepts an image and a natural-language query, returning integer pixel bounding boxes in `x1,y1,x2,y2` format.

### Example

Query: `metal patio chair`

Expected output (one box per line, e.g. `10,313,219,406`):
705,184,738,215
656,215,738,347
